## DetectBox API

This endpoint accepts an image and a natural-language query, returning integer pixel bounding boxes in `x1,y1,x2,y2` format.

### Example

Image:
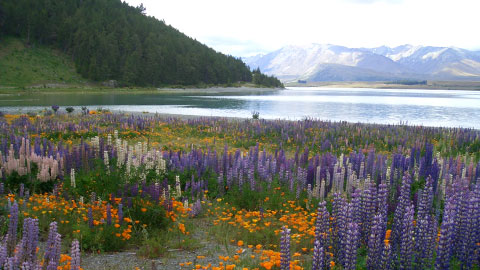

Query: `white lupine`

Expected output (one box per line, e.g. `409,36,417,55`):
70,168,76,188
117,145,124,167
175,175,181,198
104,151,110,174
79,196,84,204
91,136,100,155
159,158,166,173
143,141,148,156
114,130,118,139
319,179,326,201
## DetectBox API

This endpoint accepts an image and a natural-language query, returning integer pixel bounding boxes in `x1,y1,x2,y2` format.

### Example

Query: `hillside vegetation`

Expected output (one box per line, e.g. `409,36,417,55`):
0,0,282,88
0,37,85,87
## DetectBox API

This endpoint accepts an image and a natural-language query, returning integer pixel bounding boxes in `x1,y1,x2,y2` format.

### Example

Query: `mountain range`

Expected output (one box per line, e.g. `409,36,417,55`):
244,44,480,82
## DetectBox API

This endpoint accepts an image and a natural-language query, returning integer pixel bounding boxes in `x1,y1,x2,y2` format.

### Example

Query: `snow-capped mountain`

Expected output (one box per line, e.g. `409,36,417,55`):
244,44,480,82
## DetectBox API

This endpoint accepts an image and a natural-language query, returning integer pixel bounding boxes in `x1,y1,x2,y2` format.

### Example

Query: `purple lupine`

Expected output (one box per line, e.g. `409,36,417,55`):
70,239,81,270
332,193,346,257
0,242,7,266
377,182,388,222
4,257,15,270
21,218,39,265
399,204,414,270
88,207,94,228
189,199,202,217
392,173,412,250
339,202,354,265
21,261,33,270
435,197,457,270
14,239,24,266
280,226,291,270
362,180,377,241
457,194,478,268
51,105,59,113
366,214,385,270
312,242,324,270
44,222,58,264
118,203,123,224
415,213,436,269
415,178,436,268
417,176,434,219
351,189,362,226
7,201,19,252
106,204,112,226
343,222,360,270
314,201,330,251
379,240,392,270
46,258,57,270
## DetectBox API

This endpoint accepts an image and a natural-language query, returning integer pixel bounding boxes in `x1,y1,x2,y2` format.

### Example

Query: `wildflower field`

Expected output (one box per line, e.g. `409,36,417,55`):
0,111,479,270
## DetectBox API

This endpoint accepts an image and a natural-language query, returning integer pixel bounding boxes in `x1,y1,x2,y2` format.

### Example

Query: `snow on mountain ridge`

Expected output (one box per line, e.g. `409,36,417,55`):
386,45,422,61
422,48,449,60
244,43,480,81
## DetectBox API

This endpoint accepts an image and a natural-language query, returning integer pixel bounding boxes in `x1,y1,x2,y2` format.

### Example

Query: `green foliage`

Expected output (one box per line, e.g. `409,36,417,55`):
252,68,283,88
0,0,279,87
138,228,202,258
223,180,303,211
64,160,121,198
252,111,260,119
66,106,74,113
3,164,55,194
75,223,128,252
386,80,428,85
129,198,170,229
137,236,168,258
0,37,84,87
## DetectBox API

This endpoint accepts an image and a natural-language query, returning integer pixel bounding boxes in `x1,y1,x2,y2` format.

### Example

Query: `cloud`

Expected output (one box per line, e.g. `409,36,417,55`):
124,0,480,57
340,0,402,4
200,36,270,57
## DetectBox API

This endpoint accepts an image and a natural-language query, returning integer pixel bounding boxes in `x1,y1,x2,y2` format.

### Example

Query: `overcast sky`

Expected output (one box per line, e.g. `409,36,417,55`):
124,0,480,57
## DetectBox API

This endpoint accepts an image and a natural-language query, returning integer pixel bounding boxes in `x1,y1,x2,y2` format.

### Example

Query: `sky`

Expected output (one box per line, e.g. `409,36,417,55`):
124,0,480,57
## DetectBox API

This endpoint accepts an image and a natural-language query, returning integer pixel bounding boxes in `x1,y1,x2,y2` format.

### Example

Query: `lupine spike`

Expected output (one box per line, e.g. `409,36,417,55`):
280,226,291,270
70,239,81,270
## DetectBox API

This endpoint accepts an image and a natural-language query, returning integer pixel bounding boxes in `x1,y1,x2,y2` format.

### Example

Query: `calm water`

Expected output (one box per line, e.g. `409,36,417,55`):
1,87,480,129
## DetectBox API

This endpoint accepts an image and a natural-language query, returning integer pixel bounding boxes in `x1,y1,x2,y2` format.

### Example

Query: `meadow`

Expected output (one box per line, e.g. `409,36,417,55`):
0,109,479,270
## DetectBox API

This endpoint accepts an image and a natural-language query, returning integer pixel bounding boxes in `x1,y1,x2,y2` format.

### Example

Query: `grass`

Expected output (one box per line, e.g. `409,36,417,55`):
0,37,279,92
0,37,85,87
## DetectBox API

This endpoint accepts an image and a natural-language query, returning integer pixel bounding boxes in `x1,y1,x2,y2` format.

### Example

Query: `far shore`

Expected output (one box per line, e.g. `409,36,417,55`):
2,80,480,94
284,80,480,90
0,85,282,95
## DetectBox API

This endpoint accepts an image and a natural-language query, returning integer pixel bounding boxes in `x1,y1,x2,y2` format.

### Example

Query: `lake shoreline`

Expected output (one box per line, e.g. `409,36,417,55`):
2,110,478,131
1,87,479,130
284,81,480,91
0,85,283,95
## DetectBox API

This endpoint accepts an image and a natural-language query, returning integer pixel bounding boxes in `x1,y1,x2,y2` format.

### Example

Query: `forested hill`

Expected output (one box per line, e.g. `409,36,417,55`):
0,0,282,88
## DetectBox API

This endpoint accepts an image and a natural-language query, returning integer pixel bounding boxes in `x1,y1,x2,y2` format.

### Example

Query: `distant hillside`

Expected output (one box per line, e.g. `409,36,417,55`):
0,0,282,88
0,37,85,87
245,44,480,82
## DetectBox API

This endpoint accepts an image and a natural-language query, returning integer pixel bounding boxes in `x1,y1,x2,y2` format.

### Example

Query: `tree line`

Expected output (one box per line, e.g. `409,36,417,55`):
0,0,282,88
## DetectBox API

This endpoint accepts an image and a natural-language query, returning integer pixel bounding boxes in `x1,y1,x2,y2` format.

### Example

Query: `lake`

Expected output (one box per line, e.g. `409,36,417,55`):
1,87,480,129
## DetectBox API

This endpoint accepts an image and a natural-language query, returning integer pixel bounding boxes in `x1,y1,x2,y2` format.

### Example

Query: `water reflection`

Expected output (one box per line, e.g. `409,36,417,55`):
1,87,479,129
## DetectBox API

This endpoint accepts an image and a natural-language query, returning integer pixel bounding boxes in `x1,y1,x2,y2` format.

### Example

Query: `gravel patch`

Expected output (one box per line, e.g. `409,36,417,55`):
81,218,240,270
